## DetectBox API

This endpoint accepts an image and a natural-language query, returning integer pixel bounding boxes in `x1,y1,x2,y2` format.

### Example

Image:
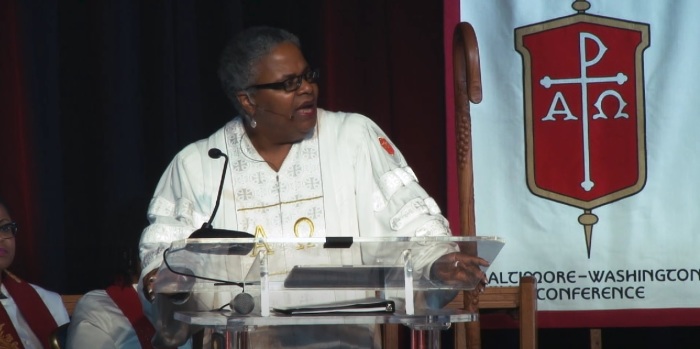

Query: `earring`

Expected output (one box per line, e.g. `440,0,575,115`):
250,118,257,128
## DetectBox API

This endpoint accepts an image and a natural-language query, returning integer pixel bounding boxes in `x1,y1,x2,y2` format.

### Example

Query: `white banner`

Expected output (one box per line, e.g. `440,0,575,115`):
459,0,700,326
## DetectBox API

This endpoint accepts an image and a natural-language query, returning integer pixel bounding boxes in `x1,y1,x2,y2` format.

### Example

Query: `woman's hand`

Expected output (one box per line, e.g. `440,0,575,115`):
430,252,490,292
142,268,158,302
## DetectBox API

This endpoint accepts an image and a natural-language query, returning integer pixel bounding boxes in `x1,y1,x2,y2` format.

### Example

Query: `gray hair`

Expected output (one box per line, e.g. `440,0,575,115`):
218,26,301,116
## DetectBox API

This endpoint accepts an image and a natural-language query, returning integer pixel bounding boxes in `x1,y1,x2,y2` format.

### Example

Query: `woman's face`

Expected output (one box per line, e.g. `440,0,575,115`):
239,42,319,144
0,204,16,272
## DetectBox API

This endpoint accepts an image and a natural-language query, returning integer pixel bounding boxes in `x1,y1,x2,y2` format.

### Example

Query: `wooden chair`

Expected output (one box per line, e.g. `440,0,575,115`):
49,323,70,349
60,294,82,316
450,22,538,349
448,276,538,349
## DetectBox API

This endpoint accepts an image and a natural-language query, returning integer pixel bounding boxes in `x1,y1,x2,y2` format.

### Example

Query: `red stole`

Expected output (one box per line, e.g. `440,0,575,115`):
0,270,58,349
105,285,156,349
0,307,24,349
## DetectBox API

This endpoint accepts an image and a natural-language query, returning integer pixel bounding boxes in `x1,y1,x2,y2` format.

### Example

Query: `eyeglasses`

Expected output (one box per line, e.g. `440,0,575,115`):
246,68,320,93
0,222,17,239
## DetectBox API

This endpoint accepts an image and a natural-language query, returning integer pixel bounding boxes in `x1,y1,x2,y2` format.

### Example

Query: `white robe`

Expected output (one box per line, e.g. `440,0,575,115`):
66,287,140,349
66,286,191,349
0,283,69,349
139,109,454,348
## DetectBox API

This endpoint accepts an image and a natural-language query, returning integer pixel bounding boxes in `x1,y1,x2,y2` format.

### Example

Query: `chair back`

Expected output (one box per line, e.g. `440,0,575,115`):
49,323,69,349
49,294,83,349
61,294,82,316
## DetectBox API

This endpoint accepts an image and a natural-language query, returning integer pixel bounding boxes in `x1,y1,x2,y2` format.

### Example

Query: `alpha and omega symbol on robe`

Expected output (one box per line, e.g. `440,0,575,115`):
539,32,629,192
293,217,316,250
251,225,274,257
249,217,316,256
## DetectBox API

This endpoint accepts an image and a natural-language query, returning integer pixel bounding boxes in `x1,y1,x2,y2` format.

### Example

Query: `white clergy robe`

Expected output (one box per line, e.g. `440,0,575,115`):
0,283,69,349
139,109,454,348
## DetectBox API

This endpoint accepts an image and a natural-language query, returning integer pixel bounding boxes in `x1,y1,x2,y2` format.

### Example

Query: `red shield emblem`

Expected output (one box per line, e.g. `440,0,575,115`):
379,137,395,155
515,6,649,255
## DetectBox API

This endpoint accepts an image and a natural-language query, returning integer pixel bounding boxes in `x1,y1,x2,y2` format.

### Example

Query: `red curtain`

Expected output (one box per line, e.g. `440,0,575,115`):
318,1,447,209
0,0,42,281
443,0,460,230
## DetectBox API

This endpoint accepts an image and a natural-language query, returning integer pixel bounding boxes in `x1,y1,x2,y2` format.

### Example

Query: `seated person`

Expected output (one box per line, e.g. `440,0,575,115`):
66,246,167,349
0,197,69,348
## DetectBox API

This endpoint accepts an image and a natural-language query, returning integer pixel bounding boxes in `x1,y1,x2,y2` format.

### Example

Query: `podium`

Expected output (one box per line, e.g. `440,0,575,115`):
154,236,504,349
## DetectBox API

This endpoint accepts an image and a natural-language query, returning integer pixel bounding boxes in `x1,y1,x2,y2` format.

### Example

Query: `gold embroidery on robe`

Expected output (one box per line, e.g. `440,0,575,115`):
0,324,21,349
293,217,315,250
251,225,274,257
236,196,323,212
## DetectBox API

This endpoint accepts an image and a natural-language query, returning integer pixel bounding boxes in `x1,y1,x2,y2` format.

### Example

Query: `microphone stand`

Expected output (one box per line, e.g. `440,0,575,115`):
176,148,256,314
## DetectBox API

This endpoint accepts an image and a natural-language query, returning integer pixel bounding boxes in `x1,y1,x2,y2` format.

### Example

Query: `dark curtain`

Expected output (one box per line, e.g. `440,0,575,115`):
0,0,445,294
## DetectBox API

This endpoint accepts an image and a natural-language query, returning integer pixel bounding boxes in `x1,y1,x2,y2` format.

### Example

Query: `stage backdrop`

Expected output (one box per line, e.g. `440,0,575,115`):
453,0,700,328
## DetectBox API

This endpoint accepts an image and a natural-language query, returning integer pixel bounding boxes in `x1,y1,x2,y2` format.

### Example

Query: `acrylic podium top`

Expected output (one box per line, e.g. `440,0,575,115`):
154,235,504,295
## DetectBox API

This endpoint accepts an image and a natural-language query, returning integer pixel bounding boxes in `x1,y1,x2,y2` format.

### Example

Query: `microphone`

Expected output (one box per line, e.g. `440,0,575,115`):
231,292,255,314
187,148,254,253
260,107,294,120
180,148,256,314
202,148,228,229
250,100,294,120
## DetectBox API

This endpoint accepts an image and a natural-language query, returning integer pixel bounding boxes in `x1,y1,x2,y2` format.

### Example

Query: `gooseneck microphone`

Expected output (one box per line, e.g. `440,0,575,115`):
188,148,254,244
203,148,228,229
172,147,256,315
